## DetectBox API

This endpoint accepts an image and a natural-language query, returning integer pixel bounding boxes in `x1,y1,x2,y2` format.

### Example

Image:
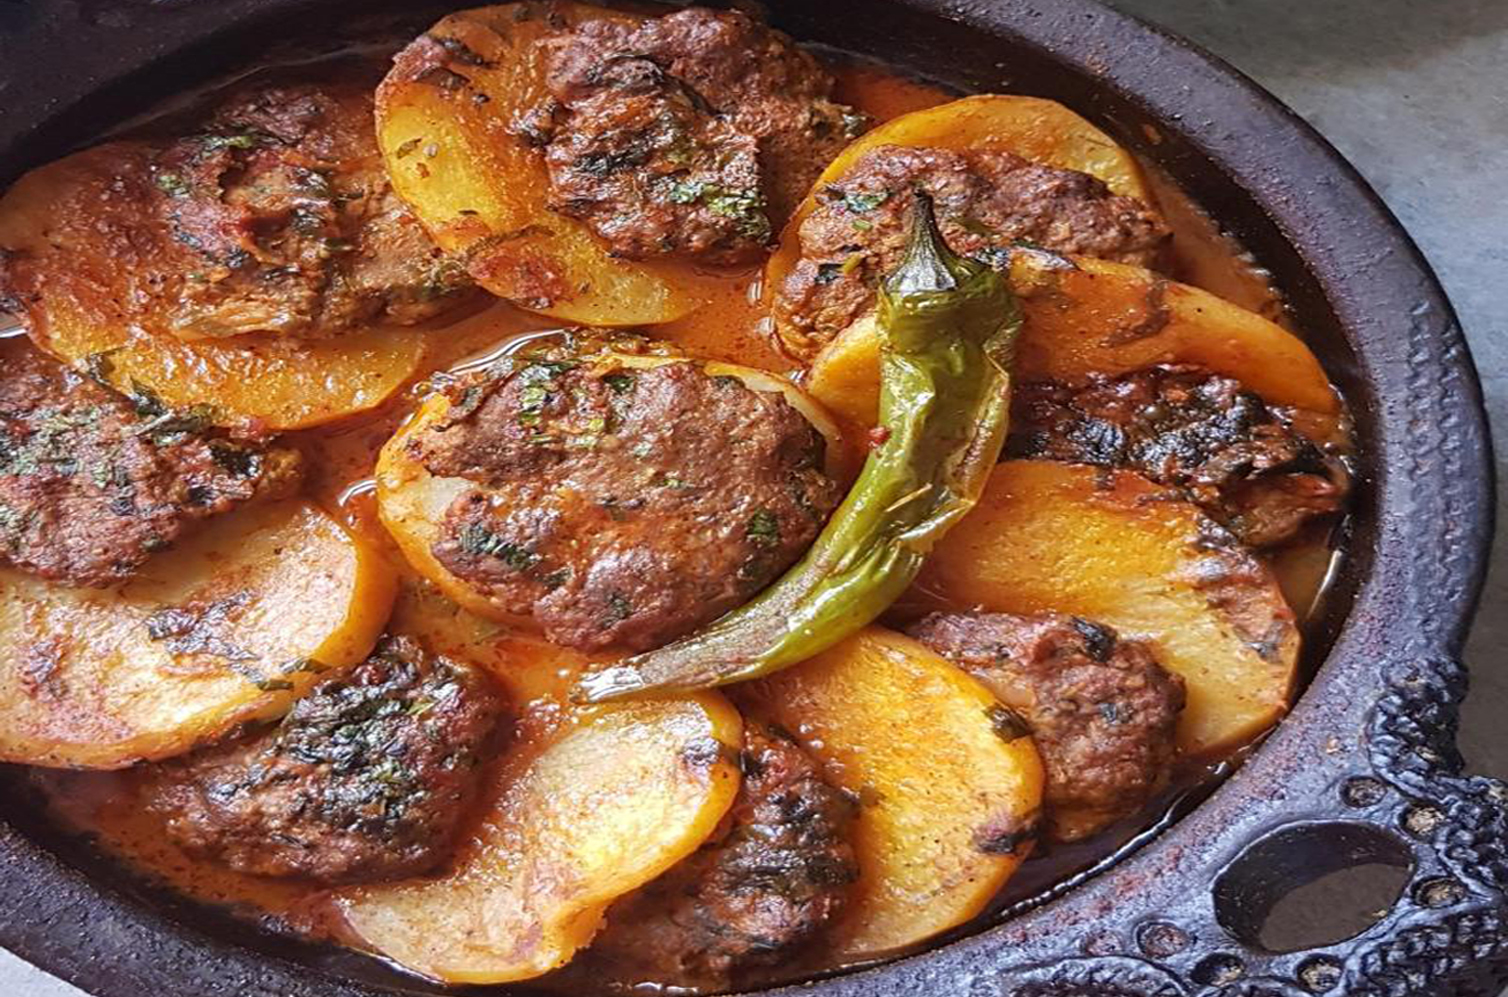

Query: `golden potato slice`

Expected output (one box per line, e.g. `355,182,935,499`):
741,627,1044,958
376,354,847,628
0,144,432,431
0,501,396,768
831,95,1153,201
376,2,722,326
765,94,1157,312
805,251,1339,428
914,460,1299,756
338,694,743,984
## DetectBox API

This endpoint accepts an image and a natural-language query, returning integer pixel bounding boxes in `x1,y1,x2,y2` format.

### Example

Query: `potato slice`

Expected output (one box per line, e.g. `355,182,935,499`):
0,501,396,768
338,694,743,984
0,144,432,431
914,460,1300,756
825,95,1153,202
376,397,496,623
741,627,1044,958
765,94,1157,315
805,252,1339,428
376,354,847,627
376,2,721,326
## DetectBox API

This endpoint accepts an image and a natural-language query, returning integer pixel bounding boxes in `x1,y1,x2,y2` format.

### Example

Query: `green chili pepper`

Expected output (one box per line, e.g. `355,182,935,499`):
574,194,1022,702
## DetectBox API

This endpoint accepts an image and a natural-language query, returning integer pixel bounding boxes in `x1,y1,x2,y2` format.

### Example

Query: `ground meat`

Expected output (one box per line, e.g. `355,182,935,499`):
1008,365,1351,548
535,7,865,265
0,345,300,588
150,78,472,340
414,358,841,652
773,144,1171,357
141,635,505,884
908,612,1184,842
584,721,857,990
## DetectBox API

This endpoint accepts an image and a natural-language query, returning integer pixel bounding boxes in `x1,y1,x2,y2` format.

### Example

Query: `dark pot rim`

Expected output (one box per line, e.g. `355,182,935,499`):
0,1,1499,996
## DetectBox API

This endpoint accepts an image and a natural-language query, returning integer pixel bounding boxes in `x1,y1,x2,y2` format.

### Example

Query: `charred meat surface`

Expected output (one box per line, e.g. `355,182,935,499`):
585,721,857,989
141,635,505,884
414,359,841,652
774,144,1170,355
536,7,864,265
909,611,1184,842
1008,365,1351,547
150,78,472,340
0,345,300,587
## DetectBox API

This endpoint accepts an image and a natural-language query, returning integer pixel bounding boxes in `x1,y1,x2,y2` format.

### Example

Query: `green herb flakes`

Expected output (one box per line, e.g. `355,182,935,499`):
603,372,636,395
154,172,190,198
746,509,781,549
458,522,539,571
842,189,890,214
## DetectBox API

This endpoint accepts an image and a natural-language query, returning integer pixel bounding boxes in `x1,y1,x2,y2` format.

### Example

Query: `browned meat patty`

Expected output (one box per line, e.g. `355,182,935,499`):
0,345,300,588
1008,365,1351,548
141,635,505,884
412,358,842,652
533,7,865,265
150,78,472,340
908,611,1184,842
773,144,1170,358
584,721,857,990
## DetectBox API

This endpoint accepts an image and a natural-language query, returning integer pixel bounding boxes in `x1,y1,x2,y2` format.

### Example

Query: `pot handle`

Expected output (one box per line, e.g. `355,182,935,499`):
996,656,1508,997
1289,654,1508,996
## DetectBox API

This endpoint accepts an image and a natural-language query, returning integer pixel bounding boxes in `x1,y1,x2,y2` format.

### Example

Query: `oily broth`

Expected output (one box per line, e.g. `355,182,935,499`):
21,40,1348,994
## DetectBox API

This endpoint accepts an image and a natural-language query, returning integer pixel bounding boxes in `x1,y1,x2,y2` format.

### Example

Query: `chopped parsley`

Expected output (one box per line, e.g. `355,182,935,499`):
209,442,261,479
664,179,772,242
199,132,264,153
145,591,259,667
418,257,468,301
154,172,190,198
842,189,890,213
513,360,577,427
746,509,781,548
457,522,539,570
123,379,220,445
516,382,551,426
603,372,636,395
814,262,845,285
0,499,34,545
605,592,633,624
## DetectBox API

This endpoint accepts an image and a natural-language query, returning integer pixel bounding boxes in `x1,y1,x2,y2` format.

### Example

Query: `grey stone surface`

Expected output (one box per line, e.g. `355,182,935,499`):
2,0,1503,993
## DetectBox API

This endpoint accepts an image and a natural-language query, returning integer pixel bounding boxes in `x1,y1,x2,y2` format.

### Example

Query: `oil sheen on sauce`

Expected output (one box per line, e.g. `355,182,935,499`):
29,50,1350,995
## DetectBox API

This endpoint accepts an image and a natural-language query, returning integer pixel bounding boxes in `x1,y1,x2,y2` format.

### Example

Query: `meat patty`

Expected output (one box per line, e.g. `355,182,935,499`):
0,345,300,588
585,721,858,990
534,7,865,265
1008,365,1351,548
141,635,505,884
773,144,1170,358
413,358,842,652
150,78,472,340
908,611,1184,842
